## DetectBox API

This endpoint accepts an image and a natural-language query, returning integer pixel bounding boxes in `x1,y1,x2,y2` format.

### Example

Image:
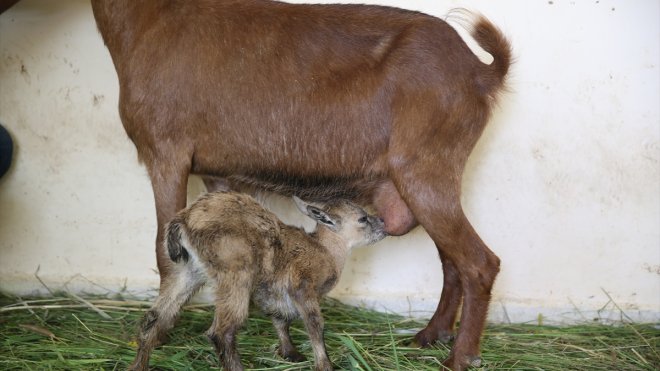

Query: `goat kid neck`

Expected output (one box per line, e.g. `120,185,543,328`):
311,226,352,273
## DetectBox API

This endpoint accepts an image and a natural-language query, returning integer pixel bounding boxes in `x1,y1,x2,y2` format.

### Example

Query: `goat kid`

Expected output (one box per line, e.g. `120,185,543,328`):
129,191,386,371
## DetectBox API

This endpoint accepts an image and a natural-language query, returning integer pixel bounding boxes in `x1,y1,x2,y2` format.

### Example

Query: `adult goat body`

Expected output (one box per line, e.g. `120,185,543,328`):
91,1,511,369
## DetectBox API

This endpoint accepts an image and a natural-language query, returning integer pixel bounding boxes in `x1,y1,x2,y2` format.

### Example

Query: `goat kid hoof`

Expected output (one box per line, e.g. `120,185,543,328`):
314,363,334,371
281,349,307,363
127,362,146,371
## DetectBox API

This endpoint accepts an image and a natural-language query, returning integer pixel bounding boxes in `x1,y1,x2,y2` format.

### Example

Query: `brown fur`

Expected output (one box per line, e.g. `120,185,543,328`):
91,1,511,369
129,191,386,371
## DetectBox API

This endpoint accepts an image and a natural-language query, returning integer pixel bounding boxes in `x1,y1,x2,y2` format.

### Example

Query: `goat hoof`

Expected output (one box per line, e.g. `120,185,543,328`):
281,349,306,362
468,356,482,368
442,354,483,370
412,328,454,348
438,330,455,344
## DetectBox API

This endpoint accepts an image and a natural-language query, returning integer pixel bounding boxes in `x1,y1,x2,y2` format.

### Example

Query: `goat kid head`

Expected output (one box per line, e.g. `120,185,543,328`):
293,196,387,248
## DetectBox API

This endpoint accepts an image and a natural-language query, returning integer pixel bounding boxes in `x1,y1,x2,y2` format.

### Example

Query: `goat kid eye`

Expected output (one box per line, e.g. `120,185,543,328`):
358,216,368,224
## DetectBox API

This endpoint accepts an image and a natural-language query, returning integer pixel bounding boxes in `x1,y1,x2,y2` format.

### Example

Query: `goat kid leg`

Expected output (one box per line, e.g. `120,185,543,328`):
272,316,306,362
207,322,243,371
129,266,204,371
414,252,463,346
207,280,252,371
292,294,332,371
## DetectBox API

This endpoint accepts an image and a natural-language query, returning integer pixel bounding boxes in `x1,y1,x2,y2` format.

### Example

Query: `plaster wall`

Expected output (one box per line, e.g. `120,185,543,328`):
0,0,658,323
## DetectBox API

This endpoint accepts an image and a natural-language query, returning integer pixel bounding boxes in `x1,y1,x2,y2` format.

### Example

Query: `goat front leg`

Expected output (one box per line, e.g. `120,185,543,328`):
272,316,307,362
144,150,192,284
291,294,332,371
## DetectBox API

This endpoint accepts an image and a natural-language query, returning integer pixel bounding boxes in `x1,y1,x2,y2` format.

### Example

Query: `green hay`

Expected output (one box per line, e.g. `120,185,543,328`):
0,295,657,370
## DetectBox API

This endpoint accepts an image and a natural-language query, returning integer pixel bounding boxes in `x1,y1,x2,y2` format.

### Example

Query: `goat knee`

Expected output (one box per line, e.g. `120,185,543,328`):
464,249,500,296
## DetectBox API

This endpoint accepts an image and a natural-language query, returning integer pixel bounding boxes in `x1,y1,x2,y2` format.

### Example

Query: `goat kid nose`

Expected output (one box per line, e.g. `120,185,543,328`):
375,217,388,235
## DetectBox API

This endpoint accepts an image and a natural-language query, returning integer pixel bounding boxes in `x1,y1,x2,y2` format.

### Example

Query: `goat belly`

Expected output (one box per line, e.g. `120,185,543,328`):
223,173,384,204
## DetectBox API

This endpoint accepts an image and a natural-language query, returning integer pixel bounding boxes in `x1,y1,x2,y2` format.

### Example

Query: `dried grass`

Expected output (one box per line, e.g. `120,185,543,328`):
1,295,657,370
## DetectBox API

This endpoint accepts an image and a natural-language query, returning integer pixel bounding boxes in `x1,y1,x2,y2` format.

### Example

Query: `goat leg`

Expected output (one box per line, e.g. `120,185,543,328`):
414,251,463,346
292,294,332,371
129,264,204,370
272,316,307,362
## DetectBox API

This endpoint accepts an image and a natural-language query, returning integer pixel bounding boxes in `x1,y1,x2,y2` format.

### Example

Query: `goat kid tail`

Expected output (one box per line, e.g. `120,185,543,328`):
165,216,190,263
471,15,512,99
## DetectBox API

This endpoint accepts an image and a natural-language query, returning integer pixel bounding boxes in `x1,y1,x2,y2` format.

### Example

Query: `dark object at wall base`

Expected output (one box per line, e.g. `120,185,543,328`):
0,124,13,179
0,0,20,15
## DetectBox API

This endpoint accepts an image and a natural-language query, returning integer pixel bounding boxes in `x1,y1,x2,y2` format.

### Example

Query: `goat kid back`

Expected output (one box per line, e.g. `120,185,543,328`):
129,191,386,371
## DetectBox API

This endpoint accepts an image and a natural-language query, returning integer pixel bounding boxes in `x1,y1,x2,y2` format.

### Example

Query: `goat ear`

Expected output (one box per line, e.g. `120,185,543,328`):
293,196,338,230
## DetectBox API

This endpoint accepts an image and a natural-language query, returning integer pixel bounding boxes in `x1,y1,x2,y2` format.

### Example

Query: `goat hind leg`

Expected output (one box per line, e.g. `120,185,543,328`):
373,180,461,345
207,280,252,371
441,221,499,370
415,209,498,369
390,168,499,369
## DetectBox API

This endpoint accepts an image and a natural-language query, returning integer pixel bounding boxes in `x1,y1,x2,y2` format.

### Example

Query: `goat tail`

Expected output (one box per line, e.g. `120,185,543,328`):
165,216,190,264
471,15,512,99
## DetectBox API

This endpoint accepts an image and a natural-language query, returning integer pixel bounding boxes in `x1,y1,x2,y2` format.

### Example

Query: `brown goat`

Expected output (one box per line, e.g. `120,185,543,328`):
129,191,386,371
91,1,511,369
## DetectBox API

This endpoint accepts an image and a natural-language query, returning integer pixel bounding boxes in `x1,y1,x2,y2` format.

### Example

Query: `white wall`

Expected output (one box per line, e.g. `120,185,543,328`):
0,0,658,324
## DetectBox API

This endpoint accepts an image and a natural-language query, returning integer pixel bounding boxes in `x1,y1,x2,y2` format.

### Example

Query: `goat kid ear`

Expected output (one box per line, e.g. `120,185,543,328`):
292,196,338,230
293,196,311,216
292,196,325,217
307,206,338,230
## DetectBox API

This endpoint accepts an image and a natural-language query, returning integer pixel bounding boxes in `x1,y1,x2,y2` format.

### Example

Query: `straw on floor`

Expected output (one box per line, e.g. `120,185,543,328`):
0,295,658,370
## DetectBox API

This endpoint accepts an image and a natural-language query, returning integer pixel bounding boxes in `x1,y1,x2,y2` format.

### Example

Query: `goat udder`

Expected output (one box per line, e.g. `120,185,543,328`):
373,181,417,236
